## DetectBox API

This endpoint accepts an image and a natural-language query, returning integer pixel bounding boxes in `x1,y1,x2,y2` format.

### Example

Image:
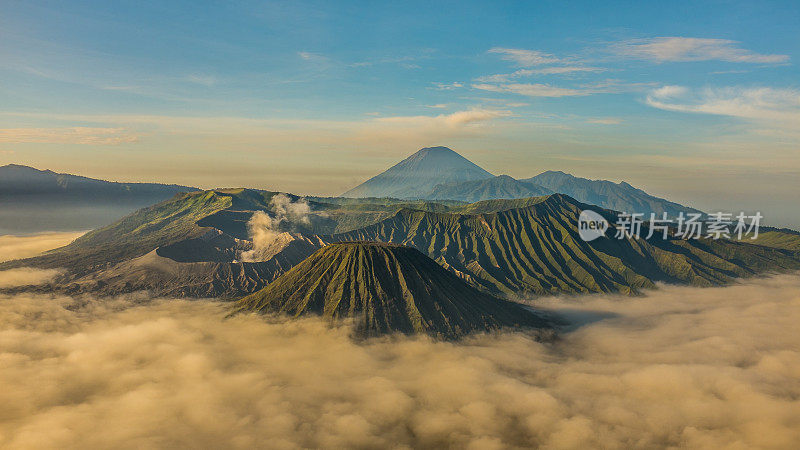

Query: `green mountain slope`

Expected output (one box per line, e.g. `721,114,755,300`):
334,194,800,296
1,190,234,275
233,242,555,338
0,189,430,296
1,189,338,274
748,228,800,251
4,189,798,300
448,196,550,215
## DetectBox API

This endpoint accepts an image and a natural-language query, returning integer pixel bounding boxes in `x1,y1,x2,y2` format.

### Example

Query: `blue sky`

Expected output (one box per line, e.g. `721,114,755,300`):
1,0,799,226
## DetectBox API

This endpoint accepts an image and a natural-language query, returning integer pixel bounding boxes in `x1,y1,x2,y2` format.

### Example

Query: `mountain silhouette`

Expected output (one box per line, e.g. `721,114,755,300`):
341,146,493,198
0,164,198,233
522,170,702,216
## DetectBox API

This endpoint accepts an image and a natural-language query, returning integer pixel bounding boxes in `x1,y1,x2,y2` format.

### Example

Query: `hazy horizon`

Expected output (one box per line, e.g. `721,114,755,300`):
1,1,799,227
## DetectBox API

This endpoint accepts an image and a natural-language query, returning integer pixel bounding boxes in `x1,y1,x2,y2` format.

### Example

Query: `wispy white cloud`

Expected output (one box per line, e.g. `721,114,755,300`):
186,74,217,86
298,51,324,61
710,69,750,75
473,83,588,97
649,85,689,99
612,37,789,63
348,55,428,70
475,74,514,83
101,85,142,91
488,47,563,66
0,127,138,145
524,66,606,75
646,85,800,125
475,66,606,83
432,82,464,90
586,118,623,125
375,108,512,127
473,79,656,98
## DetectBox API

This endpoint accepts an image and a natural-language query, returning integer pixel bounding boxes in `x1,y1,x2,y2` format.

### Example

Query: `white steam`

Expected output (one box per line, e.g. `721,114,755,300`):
269,193,312,225
1,273,799,448
239,194,313,262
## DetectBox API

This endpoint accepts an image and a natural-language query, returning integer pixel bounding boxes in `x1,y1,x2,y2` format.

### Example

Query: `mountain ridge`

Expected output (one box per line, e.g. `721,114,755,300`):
0,164,199,234
522,170,702,216
0,164,197,195
4,189,798,299
333,194,800,296
338,147,701,217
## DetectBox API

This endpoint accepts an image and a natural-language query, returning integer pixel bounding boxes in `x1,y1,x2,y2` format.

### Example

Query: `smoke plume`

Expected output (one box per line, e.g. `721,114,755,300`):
239,194,313,262
1,271,799,448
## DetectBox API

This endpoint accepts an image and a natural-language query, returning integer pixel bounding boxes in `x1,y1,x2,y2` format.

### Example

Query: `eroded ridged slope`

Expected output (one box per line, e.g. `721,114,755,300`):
233,242,553,338
334,194,800,296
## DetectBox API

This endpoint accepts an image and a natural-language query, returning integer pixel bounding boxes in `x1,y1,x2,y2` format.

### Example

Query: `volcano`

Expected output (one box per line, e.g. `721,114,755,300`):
341,146,493,199
232,242,554,338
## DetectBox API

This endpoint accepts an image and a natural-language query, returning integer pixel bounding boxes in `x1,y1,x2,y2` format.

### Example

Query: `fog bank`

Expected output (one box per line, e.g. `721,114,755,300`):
0,267,62,288
0,231,85,262
1,274,799,449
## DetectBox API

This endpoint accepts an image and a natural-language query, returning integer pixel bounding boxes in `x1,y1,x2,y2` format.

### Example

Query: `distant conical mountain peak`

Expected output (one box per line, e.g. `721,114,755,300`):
341,146,494,199
417,145,455,153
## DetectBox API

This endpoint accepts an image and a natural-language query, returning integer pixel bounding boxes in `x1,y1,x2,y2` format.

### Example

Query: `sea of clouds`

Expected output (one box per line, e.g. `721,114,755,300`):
1,234,799,449
0,231,84,263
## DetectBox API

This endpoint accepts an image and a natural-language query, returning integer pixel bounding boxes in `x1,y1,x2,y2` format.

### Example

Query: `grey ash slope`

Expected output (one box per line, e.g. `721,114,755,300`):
341,146,493,198
0,189,327,297
233,242,555,339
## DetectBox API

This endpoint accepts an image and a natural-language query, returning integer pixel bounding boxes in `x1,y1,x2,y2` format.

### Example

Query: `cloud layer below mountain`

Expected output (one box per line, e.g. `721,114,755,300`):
1,269,799,448
0,231,85,263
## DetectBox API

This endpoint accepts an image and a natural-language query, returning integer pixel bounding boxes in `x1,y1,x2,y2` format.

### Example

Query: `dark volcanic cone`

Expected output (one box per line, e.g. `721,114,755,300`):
233,242,554,339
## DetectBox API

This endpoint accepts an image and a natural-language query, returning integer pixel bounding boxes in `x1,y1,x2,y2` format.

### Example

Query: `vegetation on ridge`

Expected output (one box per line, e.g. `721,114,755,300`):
233,242,555,339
